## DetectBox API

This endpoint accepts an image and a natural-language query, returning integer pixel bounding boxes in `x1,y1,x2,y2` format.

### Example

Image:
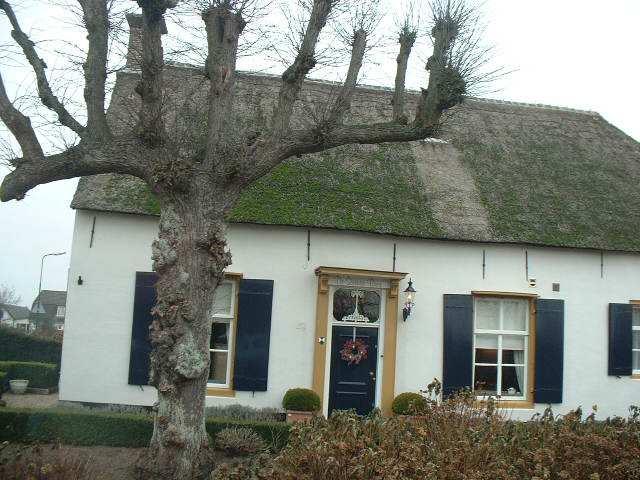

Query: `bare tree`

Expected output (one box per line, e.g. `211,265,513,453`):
0,283,21,305
0,0,491,477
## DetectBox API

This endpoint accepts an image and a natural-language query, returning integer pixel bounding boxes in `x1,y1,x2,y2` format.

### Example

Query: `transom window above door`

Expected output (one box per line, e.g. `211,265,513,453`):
209,280,237,387
333,288,381,324
473,297,530,400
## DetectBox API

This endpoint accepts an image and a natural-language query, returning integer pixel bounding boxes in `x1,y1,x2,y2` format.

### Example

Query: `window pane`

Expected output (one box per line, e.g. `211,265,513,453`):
474,365,497,396
212,283,233,316
209,352,228,384
333,289,380,323
633,331,640,350
633,308,640,327
502,299,527,331
501,366,525,396
633,351,640,371
211,323,229,350
502,335,525,364
476,299,500,330
475,334,498,363
333,289,356,321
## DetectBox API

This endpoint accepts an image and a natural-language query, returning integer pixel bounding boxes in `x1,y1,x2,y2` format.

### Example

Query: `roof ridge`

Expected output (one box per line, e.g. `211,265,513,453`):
119,63,601,117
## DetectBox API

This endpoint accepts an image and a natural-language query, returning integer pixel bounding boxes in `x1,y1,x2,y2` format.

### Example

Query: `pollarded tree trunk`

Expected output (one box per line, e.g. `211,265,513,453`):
144,181,234,478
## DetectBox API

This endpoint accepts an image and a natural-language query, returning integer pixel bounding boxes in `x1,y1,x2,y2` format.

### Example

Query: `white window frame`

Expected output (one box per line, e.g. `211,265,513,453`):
473,297,530,401
633,305,640,375
56,306,66,318
208,280,237,389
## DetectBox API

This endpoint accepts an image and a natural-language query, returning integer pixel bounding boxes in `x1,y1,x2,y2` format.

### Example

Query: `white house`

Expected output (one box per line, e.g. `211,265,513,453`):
0,303,32,331
58,16,640,419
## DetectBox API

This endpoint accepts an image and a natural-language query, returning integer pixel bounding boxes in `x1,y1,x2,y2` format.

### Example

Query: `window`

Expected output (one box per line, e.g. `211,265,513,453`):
208,281,237,388
56,306,66,318
633,306,640,375
473,297,530,400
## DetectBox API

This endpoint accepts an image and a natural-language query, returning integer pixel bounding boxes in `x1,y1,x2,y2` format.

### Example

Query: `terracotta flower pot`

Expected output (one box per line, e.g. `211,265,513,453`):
9,379,29,395
286,410,316,423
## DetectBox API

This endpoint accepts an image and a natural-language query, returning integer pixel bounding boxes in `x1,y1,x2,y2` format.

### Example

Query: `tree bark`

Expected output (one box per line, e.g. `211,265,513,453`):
143,183,233,479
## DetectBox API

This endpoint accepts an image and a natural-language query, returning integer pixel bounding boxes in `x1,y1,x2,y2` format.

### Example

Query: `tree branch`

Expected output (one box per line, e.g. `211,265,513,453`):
79,0,111,140
202,5,245,168
134,0,173,146
0,0,85,136
269,0,334,138
0,135,159,201
0,70,44,161
325,28,367,126
392,28,416,123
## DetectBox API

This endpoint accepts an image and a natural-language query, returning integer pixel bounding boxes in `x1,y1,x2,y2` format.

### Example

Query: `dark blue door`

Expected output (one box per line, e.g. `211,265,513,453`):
328,326,378,416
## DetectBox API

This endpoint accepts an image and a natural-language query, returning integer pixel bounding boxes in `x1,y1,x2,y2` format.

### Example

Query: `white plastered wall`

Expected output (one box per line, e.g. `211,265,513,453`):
59,210,640,419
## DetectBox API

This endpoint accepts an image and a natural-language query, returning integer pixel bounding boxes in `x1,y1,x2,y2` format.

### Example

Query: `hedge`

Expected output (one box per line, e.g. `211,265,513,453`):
0,361,59,389
0,328,61,365
0,408,290,450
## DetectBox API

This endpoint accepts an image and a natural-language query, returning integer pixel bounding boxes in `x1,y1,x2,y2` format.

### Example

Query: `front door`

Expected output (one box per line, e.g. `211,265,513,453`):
328,325,378,415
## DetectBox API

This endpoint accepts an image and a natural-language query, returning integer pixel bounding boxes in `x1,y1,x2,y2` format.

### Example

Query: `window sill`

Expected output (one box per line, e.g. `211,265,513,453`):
206,387,236,397
476,399,534,409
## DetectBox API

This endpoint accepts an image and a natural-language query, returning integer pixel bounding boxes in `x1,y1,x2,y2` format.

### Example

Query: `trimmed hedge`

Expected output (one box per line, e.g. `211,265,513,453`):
392,392,428,415
0,361,59,389
0,408,290,450
282,388,321,412
0,328,62,365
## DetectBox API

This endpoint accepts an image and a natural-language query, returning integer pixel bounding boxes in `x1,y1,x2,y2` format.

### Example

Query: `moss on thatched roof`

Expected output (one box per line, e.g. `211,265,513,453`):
71,68,640,252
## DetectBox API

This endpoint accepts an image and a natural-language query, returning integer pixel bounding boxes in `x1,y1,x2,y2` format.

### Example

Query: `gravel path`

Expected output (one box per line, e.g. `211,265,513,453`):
2,392,58,408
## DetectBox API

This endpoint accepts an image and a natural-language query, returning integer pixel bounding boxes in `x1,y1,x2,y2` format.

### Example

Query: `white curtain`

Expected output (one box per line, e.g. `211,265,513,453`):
513,350,524,394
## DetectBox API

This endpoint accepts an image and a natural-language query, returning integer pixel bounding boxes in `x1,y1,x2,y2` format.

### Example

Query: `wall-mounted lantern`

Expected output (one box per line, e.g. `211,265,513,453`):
402,278,416,321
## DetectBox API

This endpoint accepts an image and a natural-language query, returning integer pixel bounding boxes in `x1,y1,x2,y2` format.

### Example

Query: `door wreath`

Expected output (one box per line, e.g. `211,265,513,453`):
340,338,368,365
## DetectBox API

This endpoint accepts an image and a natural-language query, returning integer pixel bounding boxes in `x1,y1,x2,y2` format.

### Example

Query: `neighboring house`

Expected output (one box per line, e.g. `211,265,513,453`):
31,290,67,331
58,15,640,419
0,304,32,332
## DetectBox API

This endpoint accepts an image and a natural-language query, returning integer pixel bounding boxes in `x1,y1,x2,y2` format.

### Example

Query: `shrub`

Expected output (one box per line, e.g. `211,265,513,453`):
282,388,320,412
210,453,273,480
0,408,290,451
206,404,284,422
215,427,267,456
0,444,93,480
258,395,640,480
0,328,61,365
0,361,58,389
391,392,428,415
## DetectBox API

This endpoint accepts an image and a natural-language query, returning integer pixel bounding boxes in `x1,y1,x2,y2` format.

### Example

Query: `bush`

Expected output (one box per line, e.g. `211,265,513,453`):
282,388,320,412
391,392,428,415
0,444,93,480
0,361,58,389
0,327,61,365
258,396,640,480
0,408,290,451
206,404,284,422
215,427,267,456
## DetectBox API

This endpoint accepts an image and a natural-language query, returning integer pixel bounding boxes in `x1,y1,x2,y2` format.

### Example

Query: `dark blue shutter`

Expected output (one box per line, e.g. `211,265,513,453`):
233,279,274,392
608,303,632,376
128,272,157,385
442,294,474,398
534,299,564,404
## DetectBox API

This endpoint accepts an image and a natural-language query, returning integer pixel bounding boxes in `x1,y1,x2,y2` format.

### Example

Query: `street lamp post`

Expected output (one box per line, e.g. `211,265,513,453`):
38,251,66,295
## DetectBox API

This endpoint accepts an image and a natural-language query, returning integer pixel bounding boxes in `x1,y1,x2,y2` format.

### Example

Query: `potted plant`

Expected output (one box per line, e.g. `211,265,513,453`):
9,379,29,395
282,388,321,423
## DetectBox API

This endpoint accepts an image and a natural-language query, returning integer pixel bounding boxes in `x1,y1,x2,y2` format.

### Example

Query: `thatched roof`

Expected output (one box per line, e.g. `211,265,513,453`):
72,64,640,252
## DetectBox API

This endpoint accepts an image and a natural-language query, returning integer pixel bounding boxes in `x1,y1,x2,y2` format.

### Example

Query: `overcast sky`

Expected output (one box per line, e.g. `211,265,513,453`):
1,0,639,306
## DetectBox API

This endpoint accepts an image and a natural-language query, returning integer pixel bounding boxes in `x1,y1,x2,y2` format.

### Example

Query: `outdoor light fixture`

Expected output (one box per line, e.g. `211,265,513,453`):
402,278,416,321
